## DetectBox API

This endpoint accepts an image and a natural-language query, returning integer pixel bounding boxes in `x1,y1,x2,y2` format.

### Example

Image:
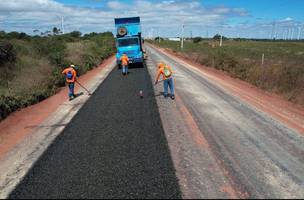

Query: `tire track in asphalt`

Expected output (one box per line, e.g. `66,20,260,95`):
9,66,182,199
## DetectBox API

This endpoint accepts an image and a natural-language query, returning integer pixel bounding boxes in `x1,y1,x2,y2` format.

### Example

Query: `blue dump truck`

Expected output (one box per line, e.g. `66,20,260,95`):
114,17,144,68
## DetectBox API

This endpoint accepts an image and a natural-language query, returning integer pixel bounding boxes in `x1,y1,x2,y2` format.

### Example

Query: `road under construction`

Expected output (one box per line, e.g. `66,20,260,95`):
0,44,303,199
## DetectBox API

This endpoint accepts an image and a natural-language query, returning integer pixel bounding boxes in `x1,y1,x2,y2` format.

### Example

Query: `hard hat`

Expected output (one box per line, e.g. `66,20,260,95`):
70,65,79,70
158,62,165,68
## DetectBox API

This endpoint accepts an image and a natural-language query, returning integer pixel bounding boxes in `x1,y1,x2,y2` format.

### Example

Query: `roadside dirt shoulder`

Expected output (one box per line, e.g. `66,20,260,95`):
150,44,304,135
145,53,247,199
0,56,115,159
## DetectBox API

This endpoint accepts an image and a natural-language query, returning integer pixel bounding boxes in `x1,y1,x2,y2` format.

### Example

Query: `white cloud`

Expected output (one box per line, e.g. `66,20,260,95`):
0,0,251,37
107,1,128,10
0,0,64,12
280,17,293,22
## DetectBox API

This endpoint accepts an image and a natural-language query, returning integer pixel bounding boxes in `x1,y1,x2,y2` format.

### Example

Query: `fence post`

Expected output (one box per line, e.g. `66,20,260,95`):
261,53,265,66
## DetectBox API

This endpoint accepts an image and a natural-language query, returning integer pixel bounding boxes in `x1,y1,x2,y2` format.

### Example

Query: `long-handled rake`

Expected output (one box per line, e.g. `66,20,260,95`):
155,79,165,85
76,80,92,96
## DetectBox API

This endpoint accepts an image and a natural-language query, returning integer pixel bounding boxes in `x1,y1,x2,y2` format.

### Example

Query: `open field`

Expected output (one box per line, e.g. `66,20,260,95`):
150,39,304,106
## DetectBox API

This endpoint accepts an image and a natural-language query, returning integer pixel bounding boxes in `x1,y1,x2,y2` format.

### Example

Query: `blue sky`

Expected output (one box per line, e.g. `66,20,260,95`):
0,0,303,39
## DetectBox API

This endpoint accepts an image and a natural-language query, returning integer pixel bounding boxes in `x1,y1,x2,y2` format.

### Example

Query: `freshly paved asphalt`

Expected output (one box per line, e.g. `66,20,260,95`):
9,66,181,199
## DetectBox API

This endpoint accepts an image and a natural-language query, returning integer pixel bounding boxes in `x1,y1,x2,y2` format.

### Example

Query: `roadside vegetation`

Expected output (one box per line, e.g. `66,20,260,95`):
150,37,304,106
0,30,115,121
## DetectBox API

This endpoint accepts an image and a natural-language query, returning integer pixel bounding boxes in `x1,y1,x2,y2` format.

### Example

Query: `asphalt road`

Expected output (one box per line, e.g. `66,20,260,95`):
9,66,181,199
8,45,304,199
145,44,304,199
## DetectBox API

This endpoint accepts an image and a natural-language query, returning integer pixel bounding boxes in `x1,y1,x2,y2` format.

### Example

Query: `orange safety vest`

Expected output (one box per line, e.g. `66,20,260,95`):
156,65,173,81
62,67,77,83
120,55,129,66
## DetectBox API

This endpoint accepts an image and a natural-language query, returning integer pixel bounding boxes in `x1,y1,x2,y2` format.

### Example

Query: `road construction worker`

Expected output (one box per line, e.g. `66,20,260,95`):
120,53,129,75
155,62,175,100
62,65,77,101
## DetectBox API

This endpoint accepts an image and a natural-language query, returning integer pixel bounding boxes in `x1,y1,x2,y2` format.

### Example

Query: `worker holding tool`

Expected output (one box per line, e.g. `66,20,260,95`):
62,64,77,101
120,53,129,75
155,62,175,100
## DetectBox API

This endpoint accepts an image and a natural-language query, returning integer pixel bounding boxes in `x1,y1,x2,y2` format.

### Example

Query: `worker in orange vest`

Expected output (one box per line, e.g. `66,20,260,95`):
120,53,129,75
62,65,77,101
155,62,175,99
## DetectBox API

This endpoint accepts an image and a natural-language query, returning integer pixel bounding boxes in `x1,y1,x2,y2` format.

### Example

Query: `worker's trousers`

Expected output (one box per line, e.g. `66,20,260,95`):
122,65,128,75
163,78,174,96
68,83,75,97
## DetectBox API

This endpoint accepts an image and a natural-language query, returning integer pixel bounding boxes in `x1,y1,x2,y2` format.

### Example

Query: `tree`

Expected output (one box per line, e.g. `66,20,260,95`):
52,27,60,35
6,32,20,39
18,32,28,39
70,31,82,38
155,37,164,41
0,31,6,39
0,41,16,65
213,34,227,41
193,37,203,43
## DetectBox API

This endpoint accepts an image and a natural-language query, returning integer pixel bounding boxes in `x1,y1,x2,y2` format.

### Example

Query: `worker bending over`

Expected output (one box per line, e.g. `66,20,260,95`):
155,62,175,100
62,64,77,101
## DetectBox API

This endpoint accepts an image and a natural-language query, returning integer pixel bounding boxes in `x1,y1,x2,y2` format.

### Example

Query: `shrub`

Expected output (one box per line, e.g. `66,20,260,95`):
0,95,21,120
69,31,82,38
0,41,16,65
213,34,228,41
0,31,115,121
193,37,203,43
32,37,67,67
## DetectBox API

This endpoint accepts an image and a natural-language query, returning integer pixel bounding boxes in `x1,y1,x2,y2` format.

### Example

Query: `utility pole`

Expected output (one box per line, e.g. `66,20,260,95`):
220,34,223,47
274,23,278,40
181,21,184,49
297,26,302,40
286,28,290,40
290,27,294,40
271,22,275,39
286,29,290,40
61,16,65,34
158,29,160,43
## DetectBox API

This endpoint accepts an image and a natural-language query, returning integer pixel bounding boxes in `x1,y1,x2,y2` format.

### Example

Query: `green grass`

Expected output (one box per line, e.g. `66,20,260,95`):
150,39,304,106
0,32,115,120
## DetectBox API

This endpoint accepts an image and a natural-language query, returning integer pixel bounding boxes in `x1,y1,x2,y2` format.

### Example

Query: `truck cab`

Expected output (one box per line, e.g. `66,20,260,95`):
115,17,144,67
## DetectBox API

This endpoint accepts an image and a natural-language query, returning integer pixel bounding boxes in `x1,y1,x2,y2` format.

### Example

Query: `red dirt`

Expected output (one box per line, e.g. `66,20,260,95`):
0,56,115,159
220,185,238,199
153,45,304,135
175,94,245,199
175,95,209,149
